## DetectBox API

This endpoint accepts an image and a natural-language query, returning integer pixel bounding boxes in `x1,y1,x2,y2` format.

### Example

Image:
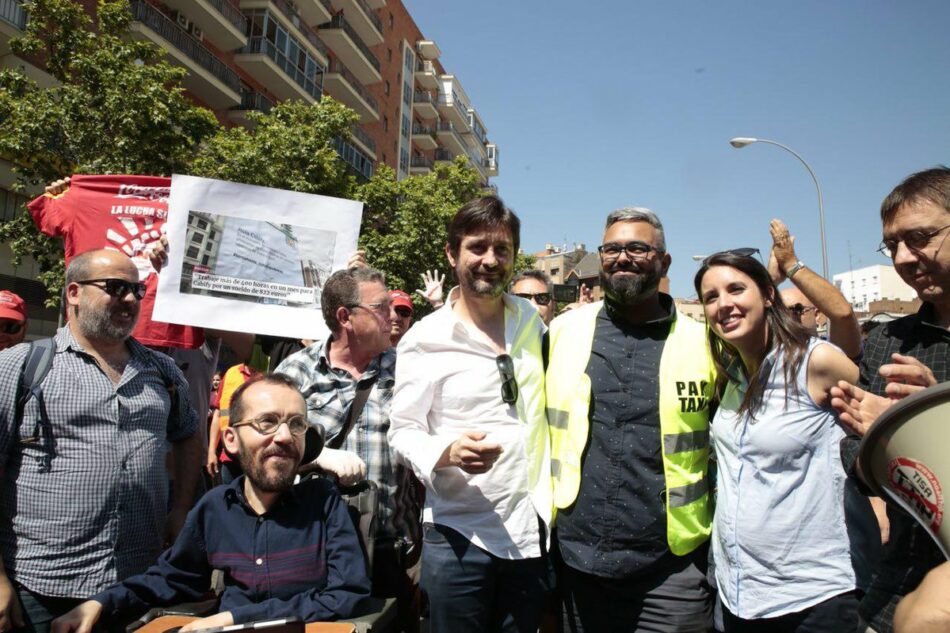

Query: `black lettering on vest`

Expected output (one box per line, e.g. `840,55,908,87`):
676,381,686,396
679,397,689,410
688,381,699,396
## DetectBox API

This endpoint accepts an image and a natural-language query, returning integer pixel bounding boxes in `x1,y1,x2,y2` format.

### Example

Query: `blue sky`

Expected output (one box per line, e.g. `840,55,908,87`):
404,0,950,297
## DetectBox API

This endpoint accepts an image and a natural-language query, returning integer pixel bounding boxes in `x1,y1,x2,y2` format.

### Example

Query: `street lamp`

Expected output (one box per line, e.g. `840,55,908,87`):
728,137,829,280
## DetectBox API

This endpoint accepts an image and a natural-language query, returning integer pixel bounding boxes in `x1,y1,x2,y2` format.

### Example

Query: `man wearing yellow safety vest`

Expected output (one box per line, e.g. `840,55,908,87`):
547,208,716,632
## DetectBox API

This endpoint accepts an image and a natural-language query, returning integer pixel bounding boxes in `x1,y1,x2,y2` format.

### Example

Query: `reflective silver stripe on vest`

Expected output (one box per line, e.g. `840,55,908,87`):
668,477,708,508
547,409,570,430
663,429,709,454
551,458,563,477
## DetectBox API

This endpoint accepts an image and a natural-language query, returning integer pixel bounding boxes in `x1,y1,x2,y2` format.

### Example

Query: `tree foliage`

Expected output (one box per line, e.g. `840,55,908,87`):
0,0,501,309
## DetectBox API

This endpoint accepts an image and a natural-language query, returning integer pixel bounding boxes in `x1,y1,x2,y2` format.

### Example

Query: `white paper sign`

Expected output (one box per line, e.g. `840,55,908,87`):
154,175,362,340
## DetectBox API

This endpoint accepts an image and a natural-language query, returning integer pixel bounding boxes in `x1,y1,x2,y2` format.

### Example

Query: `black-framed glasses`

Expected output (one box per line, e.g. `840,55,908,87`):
496,354,519,405
232,413,310,437
0,322,24,334
702,247,761,265
514,292,552,306
877,223,950,258
597,240,660,261
77,278,147,301
788,303,819,316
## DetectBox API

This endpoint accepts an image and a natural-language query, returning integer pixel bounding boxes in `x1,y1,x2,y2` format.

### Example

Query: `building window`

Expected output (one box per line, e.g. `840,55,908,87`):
209,229,216,240
197,219,208,230
388,48,392,62
384,80,390,95
383,115,388,132
191,232,203,244
201,255,210,265
389,13,393,28
186,245,200,259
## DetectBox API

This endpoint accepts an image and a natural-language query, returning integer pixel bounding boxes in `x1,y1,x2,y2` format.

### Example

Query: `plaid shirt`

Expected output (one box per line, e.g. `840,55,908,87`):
845,303,948,633
0,327,197,598
276,339,398,536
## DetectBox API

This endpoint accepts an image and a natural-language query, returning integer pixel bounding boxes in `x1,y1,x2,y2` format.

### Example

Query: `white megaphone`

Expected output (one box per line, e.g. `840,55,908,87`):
858,381,950,560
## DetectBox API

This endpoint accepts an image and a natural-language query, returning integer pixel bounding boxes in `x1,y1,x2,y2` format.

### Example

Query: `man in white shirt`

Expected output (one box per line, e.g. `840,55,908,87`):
388,196,551,633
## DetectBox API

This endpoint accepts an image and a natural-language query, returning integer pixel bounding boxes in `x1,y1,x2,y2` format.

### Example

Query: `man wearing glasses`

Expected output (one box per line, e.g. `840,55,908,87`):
546,208,716,632
0,291,27,352
51,374,370,633
510,270,555,326
0,249,198,633
832,166,950,633
388,196,551,633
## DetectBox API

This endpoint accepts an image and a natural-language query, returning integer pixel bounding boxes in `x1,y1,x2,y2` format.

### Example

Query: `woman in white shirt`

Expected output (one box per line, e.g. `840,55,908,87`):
694,251,860,633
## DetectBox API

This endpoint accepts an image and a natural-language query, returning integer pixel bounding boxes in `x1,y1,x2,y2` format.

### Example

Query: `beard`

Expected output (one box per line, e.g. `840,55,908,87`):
460,267,510,298
238,439,301,493
76,301,139,341
600,262,662,305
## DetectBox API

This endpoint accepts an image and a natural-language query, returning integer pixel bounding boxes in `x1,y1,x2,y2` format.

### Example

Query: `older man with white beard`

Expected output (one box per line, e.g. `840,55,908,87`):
0,249,198,633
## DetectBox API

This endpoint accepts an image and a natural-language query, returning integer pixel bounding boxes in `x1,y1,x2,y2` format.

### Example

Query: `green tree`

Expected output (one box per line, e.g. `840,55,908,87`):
357,156,526,313
0,0,219,301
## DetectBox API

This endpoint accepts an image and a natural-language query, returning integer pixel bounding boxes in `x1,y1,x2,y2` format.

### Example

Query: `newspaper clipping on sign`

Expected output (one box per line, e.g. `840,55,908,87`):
154,175,362,340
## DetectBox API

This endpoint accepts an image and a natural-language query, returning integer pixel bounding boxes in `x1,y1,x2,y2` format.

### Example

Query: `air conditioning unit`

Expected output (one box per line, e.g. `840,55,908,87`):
174,11,191,31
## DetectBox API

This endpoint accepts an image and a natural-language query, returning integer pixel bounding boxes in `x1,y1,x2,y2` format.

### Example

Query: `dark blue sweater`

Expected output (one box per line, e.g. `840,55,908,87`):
94,476,370,623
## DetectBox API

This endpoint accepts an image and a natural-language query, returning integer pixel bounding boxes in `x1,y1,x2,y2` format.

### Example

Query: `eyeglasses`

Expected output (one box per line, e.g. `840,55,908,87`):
877,223,950,258
0,322,24,334
701,247,761,265
788,303,819,316
513,292,552,306
394,306,413,318
77,278,147,301
496,354,519,405
598,241,660,261
232,413,310,437
351,301,391,317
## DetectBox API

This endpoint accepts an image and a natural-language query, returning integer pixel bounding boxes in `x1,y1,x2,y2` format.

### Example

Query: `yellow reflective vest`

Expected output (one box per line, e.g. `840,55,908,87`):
546,301,715,556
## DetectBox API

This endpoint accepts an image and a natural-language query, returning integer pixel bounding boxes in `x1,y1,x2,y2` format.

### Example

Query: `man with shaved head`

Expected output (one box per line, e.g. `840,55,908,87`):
0,249,198,633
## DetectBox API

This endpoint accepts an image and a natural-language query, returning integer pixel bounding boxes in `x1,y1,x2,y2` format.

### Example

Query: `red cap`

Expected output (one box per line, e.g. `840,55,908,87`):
389,290,413,314
0,291,26,322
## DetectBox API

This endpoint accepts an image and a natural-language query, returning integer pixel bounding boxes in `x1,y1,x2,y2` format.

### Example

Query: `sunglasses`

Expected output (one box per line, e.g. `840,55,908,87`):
232,413,310,437
496,354,519,405
77,278,148,301
0,321,24,334
702,247,761,265
513,292,552,306
394,306,413,318
788,303,819,316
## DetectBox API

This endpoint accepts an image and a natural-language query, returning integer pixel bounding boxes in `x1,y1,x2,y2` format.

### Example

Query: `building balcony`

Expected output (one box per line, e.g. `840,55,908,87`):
332,136,374,180
409,155,432,175
296,0,333,27
414,59,439,90
328,0,382,46
435,121,466,156
466,109,488,145
229,89,274,127
437,92,470,131
235,36,323,102
162,0,247,50
317,14,381,84
485,142,499,176
323,58,379,122
129,1,241,109
434,148,453,166
416,39,440,60
412,91,438,119
411,124,437,150
241,0,329,66
349,125,376,158
0,0,26,55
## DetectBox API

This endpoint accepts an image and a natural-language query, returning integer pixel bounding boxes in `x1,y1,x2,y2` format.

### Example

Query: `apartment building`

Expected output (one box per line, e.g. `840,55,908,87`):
832,264,918,312
0,0,499,335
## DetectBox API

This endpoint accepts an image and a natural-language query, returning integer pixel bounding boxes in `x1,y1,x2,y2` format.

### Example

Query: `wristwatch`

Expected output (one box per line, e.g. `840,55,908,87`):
786,260,806,279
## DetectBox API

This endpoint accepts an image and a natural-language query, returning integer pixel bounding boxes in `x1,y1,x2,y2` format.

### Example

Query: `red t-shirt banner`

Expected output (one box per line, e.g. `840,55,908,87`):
28,174,204,349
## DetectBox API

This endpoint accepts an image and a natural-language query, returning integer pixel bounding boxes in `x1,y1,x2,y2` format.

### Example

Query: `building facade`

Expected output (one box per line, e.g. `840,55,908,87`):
832,264,918,312
0,0,499,336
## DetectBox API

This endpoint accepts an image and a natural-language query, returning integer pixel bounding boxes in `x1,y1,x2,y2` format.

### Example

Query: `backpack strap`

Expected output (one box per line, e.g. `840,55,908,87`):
14,338,57,471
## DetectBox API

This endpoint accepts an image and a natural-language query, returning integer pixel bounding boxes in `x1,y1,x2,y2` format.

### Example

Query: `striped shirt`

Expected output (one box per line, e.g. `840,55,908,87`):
276,340,398,536
0,326,197,598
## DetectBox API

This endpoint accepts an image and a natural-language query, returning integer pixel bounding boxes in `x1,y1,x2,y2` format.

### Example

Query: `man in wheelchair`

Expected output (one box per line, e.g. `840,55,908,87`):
52,374,370,633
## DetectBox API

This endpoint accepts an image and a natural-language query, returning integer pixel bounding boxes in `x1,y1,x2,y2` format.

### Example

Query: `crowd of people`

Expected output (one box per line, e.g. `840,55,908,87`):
0,165,947,633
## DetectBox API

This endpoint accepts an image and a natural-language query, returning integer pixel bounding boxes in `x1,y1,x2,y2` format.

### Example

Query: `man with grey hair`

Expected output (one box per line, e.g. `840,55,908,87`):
546,208,716,632
0,249,198,633
511,269,555,325
276,267,420,631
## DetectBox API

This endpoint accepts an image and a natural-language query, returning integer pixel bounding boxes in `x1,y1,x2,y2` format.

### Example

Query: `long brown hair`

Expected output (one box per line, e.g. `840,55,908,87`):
693,252,814,420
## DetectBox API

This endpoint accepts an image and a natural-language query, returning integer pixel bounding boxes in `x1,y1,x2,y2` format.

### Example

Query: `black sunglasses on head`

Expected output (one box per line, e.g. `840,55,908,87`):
513,292,552,306
76,278,148,300
702,247,761,266
496,354,519,405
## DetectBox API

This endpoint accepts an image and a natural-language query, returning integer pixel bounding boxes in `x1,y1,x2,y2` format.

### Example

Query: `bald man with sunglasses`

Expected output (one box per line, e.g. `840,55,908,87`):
0,249,198,633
